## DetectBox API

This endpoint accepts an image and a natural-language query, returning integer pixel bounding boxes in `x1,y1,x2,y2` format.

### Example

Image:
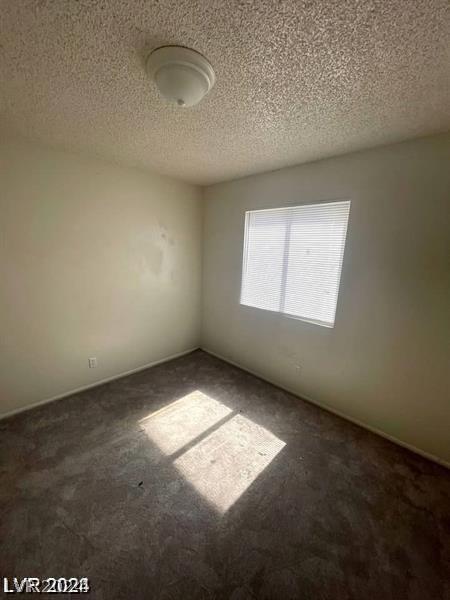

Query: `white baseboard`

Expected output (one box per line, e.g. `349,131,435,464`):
201,346,450,470
0,347,199,421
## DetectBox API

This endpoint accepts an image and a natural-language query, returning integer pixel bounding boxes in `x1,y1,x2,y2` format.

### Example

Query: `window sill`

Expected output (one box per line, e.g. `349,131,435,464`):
239,302,335,329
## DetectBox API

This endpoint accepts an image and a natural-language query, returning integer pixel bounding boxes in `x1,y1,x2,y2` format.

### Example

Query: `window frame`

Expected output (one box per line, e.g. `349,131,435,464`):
239,199,351,328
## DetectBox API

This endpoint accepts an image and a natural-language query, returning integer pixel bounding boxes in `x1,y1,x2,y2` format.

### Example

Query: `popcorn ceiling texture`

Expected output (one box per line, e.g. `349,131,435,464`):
0,0,449,184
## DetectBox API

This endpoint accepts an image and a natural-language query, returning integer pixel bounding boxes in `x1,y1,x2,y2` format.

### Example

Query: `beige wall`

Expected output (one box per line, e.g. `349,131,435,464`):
2,134,449,464
202,133,450,464
0,139,202,416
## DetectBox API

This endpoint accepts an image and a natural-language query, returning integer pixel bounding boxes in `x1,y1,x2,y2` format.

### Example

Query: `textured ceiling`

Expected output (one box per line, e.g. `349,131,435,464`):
1,0,449,185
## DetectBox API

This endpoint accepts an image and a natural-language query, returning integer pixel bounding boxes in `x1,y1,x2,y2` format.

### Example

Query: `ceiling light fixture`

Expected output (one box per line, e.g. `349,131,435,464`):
146,46,215,108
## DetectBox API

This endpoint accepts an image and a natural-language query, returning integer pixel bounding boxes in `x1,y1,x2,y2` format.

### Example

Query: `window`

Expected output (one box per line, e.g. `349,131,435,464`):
240,200,351,327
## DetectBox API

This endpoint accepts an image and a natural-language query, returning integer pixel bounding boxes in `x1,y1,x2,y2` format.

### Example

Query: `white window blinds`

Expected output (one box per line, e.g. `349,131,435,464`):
240,200,351,327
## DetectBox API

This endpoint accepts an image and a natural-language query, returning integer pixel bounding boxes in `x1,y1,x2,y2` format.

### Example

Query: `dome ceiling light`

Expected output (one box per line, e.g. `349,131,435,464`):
146,46,216,108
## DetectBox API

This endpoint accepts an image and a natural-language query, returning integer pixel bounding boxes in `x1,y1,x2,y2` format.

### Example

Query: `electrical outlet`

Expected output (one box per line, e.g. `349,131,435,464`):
88,357,97,368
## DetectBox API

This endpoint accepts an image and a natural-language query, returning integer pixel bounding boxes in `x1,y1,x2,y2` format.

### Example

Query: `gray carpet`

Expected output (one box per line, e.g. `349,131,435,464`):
1,350,449,599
